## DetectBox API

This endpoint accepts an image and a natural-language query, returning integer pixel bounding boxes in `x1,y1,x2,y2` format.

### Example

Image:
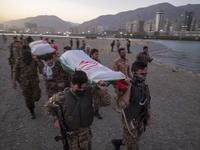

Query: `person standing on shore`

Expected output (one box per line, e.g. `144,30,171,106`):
126,39,131,53
76,38,80,49
136,46,153,66
44,70,111,150
111,40,115,52
12,45,44,119
90,48,103,119
79,40,86,51
112,61,151,150
43,53,70,98
70,38,73,49
116,39,121,50
113,48,131,112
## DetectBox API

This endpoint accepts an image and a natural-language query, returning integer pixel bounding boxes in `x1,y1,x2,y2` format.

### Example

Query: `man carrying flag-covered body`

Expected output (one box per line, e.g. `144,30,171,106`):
44,70,111,150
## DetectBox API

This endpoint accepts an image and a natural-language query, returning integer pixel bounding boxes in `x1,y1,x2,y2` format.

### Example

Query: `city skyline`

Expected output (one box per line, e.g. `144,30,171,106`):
1,0,200,24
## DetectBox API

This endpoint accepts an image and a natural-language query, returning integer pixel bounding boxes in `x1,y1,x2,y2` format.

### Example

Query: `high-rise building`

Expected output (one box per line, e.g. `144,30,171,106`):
180,11,193,31
155,11,164,31
126,20,144,33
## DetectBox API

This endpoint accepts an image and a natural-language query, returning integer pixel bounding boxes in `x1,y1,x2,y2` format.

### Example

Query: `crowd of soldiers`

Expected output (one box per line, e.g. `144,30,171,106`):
7,35,153,150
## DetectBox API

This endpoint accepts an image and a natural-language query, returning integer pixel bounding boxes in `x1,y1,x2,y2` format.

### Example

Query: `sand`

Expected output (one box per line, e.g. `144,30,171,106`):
0,36,199,150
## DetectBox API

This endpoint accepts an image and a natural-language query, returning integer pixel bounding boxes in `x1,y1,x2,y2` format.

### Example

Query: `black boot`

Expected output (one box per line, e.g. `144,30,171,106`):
94,109,103,120
111,139,123,150
29,107,36,119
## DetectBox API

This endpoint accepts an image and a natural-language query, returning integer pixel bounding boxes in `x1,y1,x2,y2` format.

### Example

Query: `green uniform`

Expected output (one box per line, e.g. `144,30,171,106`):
44,87,111,150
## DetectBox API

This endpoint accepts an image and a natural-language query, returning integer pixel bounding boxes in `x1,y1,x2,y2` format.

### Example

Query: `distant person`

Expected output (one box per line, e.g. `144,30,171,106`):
116,39,121,50
63,46,71,53
12,45,44,119
8,36,18,51
70,38,73,49
45,38,50,44
112,61,151,150
79,40,86,51
43,53,70,98
111,40,115,52
2,34,7,44
85,46,91,55
113,48,131,113
19,37,24,45
76,38,80,49
51,39,54,44
136,46,153,66
40,36,43,40
26,36,34,44
126,39,131,53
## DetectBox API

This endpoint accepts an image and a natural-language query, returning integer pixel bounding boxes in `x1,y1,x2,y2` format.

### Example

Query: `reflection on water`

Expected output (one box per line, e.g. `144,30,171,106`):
131,40,200,74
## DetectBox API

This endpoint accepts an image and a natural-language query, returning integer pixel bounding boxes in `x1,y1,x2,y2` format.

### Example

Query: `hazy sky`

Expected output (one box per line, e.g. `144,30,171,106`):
0,0,200,23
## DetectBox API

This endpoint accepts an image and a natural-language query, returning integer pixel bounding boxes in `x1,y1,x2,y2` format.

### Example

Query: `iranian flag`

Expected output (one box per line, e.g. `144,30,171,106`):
59,50,125,88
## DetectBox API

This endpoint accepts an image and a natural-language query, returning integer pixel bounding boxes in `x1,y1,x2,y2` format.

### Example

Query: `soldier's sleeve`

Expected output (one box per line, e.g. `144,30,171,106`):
44,91,66,122
92,89,111,108
13,58,20,73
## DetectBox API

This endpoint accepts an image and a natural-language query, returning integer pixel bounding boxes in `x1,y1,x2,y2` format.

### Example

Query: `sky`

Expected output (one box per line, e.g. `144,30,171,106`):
0,0,200,24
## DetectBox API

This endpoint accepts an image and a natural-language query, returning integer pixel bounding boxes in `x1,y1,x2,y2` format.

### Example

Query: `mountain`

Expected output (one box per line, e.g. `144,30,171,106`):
80,3,200,30
3,15,79,32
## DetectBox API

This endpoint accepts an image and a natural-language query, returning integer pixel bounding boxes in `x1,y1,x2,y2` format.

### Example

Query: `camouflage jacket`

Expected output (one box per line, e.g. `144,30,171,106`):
43,61,70,97
44,87,111,122
14,58,43,86
113,57,131,78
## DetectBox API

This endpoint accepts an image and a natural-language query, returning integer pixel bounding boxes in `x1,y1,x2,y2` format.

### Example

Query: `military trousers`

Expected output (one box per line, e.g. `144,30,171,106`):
20,79,41,108
67,127,92,150
122,117,144,150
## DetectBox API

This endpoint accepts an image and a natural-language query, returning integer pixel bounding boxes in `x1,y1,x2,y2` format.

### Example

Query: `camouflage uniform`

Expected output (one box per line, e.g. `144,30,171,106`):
120,84,151,150
43,61,70,97
44,87,111,150
14,58,43,108
8,48,23,71
113,57,131,111
136,52,151,65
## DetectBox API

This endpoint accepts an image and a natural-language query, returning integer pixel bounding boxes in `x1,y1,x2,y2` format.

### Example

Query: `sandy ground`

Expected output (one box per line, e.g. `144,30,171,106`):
0,36,199,150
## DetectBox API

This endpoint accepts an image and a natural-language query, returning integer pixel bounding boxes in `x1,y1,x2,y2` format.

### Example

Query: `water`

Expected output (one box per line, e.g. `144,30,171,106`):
131,39,200,75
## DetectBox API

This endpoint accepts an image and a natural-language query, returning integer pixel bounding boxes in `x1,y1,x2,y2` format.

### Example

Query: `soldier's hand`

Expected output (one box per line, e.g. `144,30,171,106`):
97,80,107,92
124,77,131,87
54,119,61,133
146,116,151,127
12,81,17,89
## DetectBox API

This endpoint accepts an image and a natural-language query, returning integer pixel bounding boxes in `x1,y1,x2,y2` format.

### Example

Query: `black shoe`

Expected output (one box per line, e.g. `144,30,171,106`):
94,109,103,120
29,108,36,119
111,139,123,150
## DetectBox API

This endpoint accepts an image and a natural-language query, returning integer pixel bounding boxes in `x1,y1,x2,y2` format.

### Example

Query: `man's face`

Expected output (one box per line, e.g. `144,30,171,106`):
70,82,87,92
85,48,90,54
82,41,86,47
46,58,54,66
91,52,99,61
119,50,126,59
14,42,21,50
136,67,148,76
143,48,148,53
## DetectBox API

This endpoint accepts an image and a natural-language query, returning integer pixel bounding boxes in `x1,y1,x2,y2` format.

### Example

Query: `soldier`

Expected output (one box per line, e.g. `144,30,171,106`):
90,48,103,119
44,70,111,150
112,61,151,150
113,48,131,112
76,38,80,49
12,45,44,119
116,39,121,50
8,41,23,80
43,53,70,98
126,39,131,54
136,46,153,66
78,40,86,51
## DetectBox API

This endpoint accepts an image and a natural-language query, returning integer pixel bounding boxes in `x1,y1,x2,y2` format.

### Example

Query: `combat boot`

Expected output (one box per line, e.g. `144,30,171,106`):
94,109,103,120
111,139,123,150
28,107,36,119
